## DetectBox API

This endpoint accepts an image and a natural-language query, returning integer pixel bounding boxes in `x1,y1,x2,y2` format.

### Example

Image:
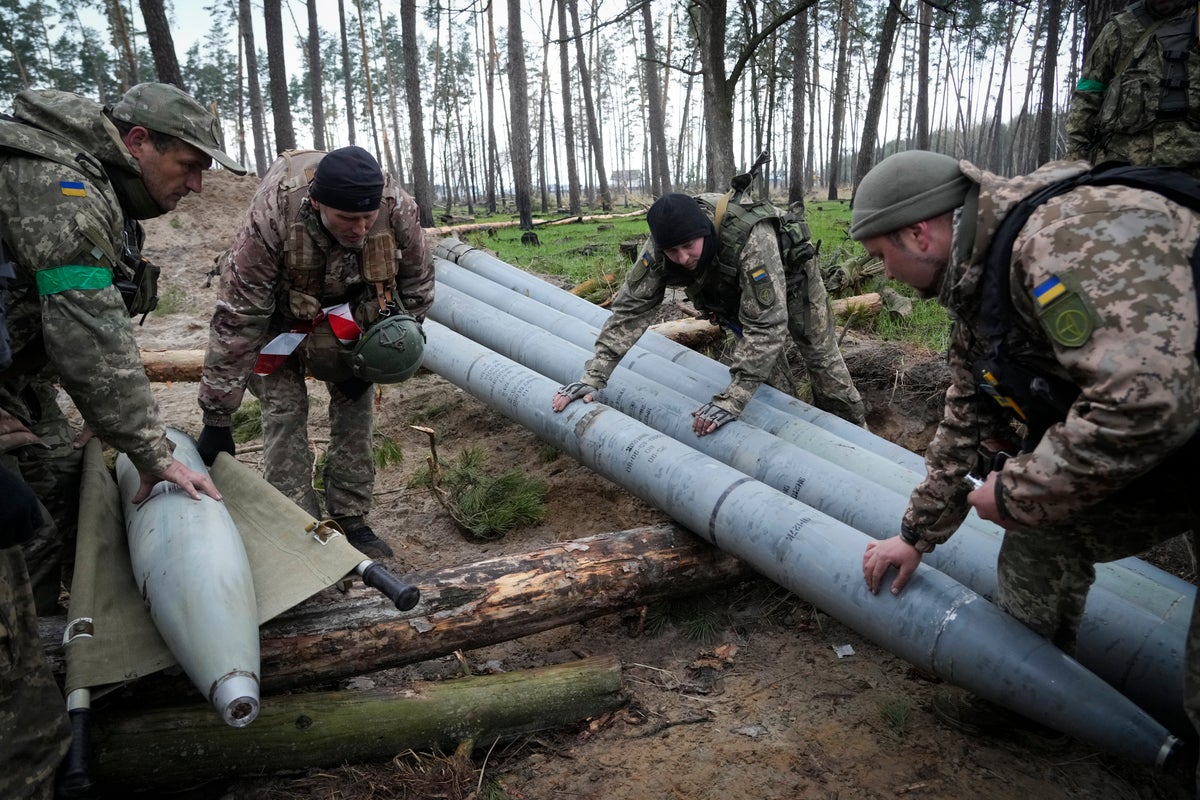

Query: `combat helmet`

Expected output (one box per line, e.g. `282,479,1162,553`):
346,310,426,383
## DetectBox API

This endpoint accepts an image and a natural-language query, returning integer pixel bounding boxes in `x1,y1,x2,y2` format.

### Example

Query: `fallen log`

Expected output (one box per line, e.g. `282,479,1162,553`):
41,524,751,694
648,317,723,349
139,348,204,382
426,209,644,236
832,292,883,319
92,655,624,789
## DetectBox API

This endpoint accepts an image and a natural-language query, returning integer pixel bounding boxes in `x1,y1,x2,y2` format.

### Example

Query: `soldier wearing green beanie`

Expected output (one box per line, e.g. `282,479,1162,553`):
851,150,1200,776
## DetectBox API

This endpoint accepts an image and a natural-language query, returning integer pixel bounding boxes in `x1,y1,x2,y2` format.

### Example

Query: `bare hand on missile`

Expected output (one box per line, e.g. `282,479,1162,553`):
863,536,922,595
132,458,223,504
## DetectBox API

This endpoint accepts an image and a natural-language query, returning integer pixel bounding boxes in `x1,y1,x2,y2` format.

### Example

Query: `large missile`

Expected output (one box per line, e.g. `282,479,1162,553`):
114,428,260,727
418,318,1180,766
427,276,1190,733
432,243,1194,626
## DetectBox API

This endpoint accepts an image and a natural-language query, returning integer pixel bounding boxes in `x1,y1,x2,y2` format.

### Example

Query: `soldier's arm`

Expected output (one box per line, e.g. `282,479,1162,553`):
581,250,665,389
901,322,985,547
996,200,1200,527
10,163,173,474
1064,20,1121,161
198,179,285,426
710,225,789,416
390,188,434,321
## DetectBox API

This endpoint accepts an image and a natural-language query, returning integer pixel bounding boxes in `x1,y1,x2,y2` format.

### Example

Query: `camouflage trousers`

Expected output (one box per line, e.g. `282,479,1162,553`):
996,492,1200,785
0,547,71,799
2,379,82,616
782,258,865,426
247,355,375,521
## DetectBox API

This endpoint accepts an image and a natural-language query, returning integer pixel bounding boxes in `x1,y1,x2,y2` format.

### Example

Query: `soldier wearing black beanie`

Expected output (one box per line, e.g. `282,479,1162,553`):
309,146,385,212
646,193,716,251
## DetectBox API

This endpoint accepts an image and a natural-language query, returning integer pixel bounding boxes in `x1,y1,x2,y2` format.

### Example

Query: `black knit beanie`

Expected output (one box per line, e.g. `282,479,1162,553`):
647,193,714,250
309,146,385,212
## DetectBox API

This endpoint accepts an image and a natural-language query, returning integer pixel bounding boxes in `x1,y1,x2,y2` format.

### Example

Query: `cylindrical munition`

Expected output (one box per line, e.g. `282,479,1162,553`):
115,428,260,727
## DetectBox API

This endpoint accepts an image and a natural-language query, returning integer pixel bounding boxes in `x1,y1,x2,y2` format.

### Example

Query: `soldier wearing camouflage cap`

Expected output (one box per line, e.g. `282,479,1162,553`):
0,82,242,799
1065,0,1200,175
851,150,1200,773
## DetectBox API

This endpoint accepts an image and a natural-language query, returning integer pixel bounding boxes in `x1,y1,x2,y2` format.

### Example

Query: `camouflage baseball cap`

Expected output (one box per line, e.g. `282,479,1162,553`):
109,82,246,174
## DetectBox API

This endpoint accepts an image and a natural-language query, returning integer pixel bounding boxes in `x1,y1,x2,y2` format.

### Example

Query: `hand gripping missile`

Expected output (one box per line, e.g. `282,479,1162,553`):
115,428,261,727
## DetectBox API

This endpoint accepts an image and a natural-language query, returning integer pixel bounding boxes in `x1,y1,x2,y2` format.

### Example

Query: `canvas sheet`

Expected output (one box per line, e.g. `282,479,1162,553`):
64,441,366,695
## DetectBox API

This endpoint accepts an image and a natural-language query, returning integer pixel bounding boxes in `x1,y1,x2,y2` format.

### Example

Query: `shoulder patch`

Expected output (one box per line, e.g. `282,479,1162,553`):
1032,276,1093,348
59,180,87,197
627,256,650,286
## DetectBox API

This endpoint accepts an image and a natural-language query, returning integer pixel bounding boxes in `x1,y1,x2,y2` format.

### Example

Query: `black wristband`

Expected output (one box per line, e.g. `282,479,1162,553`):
899,523,921,547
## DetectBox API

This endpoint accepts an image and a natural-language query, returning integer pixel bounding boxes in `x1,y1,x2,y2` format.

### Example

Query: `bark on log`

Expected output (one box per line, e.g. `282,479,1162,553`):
139,349,205,382
41,524,751,693
648,317,722,349
92,655,624,788
426,210,644,236
832,292,883,318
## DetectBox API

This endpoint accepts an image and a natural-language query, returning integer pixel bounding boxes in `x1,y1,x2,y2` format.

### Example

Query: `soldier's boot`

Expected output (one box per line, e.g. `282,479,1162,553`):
333,515,394,560
930,687,1070,753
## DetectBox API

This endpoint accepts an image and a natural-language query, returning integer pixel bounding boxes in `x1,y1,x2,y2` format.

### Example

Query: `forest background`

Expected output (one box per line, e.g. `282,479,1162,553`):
0,0,1130,229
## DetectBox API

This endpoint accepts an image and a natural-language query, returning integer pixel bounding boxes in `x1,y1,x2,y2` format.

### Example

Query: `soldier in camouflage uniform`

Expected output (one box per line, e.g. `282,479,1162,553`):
0,83,240,799
197,147,434,559
1065,0,1200,174
552,192,865,433
850,150,1200,766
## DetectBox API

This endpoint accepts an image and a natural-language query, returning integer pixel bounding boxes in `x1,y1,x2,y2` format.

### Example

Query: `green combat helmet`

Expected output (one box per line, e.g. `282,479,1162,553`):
346,311,426,383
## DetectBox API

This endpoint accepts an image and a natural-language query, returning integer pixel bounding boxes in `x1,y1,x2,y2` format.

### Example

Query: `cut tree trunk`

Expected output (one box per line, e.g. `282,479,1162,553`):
648,317,723,350
92,655,624,788
139,349,205,382
832,292,882,319
41,524,752,694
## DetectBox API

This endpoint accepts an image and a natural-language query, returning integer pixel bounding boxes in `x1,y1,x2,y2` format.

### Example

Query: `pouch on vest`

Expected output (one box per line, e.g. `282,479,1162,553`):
111,223,159,322
302,316,355,382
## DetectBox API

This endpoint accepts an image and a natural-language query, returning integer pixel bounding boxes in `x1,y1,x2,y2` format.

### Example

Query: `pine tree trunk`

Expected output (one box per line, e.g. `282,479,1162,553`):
568,0,611,209
138,0,182,87
338,0,357,146
263,0,296,153
307,0,326,150
239,0,269,175
852,0,901,196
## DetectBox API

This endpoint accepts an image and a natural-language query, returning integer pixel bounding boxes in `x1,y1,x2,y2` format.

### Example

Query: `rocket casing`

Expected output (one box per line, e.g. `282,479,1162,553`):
115,428,260,727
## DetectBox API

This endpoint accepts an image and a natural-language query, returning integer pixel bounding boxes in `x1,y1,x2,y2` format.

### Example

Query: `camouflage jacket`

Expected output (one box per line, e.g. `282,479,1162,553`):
905,159,1200,546
0,89,173,473
1064,2,1200,175
198,151,434,426
583,199,789,416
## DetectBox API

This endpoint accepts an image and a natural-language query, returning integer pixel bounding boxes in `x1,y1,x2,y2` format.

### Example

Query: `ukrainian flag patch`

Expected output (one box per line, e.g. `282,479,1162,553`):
750,267,768,283
59,181,87,197
1033,276,1066,307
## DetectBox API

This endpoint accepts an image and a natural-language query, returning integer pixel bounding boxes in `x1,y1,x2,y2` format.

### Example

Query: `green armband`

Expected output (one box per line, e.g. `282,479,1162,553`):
35,265,111,296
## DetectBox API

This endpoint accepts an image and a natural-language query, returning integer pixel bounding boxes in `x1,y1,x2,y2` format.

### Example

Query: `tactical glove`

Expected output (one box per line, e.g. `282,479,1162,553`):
196,424,236,466
331,376,374,403
692,401,737,434
556,381,598,403
0,463,41,549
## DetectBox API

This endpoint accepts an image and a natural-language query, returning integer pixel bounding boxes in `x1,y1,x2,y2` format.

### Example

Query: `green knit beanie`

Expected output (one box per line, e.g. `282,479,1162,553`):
849,151,971,240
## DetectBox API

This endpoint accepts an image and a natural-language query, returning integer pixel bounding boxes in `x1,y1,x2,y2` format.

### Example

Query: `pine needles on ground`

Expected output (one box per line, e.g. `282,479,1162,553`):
231,399,262,443
412,444,546,541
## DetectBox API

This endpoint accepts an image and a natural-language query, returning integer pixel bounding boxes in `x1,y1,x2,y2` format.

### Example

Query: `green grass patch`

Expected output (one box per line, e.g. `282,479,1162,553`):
409,446,546,540
153,284,187,316
878,695,914,733
372,434,403,470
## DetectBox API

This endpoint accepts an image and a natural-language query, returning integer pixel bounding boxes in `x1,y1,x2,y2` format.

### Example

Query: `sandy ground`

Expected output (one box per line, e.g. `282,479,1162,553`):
101,169,1198,799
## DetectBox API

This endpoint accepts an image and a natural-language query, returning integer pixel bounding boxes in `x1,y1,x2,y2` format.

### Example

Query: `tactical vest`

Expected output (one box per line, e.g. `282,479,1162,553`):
277,149,398,325
276,149,400,381
1099,3,1200,133
977,163,1200,447
689,194,815,323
